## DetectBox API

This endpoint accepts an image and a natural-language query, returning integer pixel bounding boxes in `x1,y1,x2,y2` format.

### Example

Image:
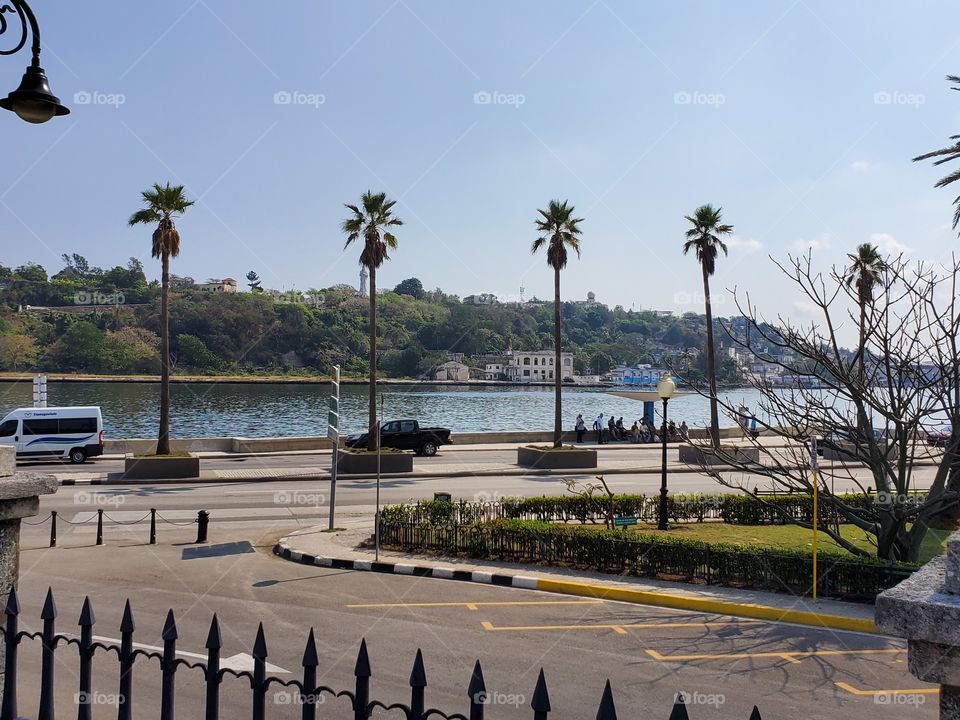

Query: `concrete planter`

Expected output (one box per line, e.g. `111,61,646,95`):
678,444,760,466
823,441,899,463
517,446,598,469
123,453,201,480
337,451,413,474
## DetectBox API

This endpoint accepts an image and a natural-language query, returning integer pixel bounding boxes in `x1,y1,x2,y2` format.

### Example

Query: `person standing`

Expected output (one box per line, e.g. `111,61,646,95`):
575,414,586,443
594,413,606,444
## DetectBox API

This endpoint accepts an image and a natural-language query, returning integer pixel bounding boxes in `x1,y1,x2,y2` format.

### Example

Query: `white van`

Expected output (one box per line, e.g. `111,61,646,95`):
0,407,104,464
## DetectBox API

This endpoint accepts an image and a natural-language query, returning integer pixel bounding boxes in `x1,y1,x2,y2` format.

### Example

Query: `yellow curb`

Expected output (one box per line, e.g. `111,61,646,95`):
535,578,877,634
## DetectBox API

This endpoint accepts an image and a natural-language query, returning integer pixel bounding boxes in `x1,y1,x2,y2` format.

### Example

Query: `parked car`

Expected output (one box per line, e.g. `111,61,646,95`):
816,426,886,456
344,419,453,456
926,425,953,447
0,406,104,464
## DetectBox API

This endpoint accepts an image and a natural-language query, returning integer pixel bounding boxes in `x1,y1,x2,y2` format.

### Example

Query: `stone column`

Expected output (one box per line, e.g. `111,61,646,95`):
876,530,960,719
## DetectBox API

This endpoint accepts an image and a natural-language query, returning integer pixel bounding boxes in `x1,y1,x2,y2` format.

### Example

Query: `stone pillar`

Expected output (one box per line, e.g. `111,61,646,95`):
0,445,57,693
876,530,960,719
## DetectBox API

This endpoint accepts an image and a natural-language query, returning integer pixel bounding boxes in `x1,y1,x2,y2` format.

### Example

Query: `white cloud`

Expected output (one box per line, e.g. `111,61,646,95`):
792,300,819,316
850,160,872,173
868,232,911,255
791,234,832,253
727,236,763,253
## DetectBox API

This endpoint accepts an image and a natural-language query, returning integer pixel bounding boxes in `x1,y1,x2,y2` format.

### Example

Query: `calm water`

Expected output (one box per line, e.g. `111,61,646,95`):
0,381,764,439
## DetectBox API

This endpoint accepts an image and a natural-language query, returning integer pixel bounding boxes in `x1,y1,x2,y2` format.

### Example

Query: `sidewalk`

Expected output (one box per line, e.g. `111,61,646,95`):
273,510,878,635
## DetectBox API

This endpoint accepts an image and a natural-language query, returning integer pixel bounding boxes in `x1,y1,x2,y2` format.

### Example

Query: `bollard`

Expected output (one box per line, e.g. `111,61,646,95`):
149,509,156,545
49,510,57,548
96,509,103,546
195,510,209,544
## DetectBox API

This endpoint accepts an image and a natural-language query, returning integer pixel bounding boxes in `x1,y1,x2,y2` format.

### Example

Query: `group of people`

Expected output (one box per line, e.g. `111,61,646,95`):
574,413,689,444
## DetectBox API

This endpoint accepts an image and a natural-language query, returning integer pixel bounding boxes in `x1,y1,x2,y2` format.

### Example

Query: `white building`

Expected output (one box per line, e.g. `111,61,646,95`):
506,351,574,382
359,268,368,296
605,364,669,385
434,361,470,382
483,363,506,381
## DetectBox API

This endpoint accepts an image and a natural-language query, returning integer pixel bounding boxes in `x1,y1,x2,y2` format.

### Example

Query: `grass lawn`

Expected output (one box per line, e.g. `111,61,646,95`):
626,521,951,563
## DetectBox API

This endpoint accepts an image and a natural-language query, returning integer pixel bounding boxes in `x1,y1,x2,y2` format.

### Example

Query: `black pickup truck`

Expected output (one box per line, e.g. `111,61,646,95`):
344,419,453,456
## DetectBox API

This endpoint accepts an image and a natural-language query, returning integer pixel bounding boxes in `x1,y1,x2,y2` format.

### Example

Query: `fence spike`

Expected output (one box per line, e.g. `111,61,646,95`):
531,669,551,714
410,649,427,688
467,659,486,697
596,680,616,720
669,693,690,720
40,587,56,620
78,596,95,627
4,586,19,617
749,706,762,720
253,622,268,659
161,609,177,641
302,628,319,667
354,638,372,677
121,599,135,633
205,614,222,650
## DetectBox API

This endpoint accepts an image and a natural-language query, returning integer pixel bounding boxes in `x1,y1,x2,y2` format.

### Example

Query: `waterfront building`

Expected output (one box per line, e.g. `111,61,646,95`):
483,363,506,380
605,364,669,386
506,350,574,382
434,361,470,381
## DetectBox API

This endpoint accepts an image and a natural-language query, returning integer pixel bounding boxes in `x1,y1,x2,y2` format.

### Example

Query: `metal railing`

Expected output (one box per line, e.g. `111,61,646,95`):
0,588,765,720
22,508,210,546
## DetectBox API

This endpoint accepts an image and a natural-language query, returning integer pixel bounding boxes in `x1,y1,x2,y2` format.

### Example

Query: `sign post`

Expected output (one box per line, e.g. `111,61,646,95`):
32,374,47,408
327,366,340,530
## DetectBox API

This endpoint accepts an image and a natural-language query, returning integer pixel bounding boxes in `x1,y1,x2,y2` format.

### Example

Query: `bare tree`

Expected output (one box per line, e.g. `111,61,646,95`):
680,252,960,562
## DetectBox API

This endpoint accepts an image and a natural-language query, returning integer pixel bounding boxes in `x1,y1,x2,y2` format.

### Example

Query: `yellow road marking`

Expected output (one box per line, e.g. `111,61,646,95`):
346,600,604,610
646,648,902,663
480,620,760,633
835,682,939,697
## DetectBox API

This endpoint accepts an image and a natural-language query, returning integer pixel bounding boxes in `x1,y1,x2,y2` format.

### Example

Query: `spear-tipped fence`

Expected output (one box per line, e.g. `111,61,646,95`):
0,587,765,720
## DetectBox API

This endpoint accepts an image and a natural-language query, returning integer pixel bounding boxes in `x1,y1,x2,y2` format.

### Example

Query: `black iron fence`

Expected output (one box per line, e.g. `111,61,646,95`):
22,508,210,546
0,588,764,720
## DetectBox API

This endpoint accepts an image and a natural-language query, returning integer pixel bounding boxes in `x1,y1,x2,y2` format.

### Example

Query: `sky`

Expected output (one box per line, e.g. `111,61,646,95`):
1,1,959,339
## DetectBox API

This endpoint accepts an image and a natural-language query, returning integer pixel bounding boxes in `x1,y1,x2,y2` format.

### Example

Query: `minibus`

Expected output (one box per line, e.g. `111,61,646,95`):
0,406,104,464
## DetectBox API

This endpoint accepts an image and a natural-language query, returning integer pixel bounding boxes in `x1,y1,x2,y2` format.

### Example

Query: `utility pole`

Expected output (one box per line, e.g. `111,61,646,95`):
327,366,340,530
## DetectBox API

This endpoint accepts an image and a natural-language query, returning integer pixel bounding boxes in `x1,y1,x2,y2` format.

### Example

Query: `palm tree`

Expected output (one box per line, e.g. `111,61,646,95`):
342,191,403,451
128,183,195,455
844,243,888,378
532,199,583,448
683,204,733,450
913,75,960,234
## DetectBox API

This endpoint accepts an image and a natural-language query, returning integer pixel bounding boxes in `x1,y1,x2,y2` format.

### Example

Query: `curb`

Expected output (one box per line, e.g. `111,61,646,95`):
272,538,878,635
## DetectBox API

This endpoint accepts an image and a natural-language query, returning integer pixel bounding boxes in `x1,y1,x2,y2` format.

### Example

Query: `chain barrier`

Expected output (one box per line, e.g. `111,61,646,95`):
21,508,210,547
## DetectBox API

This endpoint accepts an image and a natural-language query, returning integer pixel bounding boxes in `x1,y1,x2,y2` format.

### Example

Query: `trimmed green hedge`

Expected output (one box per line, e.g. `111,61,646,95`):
380,492,888,527
376,517,917,602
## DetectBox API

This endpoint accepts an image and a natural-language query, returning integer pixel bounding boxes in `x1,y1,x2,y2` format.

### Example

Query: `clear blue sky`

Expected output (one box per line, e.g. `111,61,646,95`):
2,1,958,336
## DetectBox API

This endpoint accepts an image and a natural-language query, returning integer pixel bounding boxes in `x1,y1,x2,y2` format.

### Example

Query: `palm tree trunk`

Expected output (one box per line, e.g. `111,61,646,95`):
554,267,562,448
367,265,379,452
702,266,720,449
157,251,171,455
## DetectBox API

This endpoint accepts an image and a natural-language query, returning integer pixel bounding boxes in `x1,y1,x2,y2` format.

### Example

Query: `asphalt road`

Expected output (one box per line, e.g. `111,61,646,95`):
14,513,936,720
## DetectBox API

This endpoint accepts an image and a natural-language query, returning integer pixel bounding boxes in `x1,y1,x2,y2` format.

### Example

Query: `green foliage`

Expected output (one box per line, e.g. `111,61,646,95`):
393,277,425,299
174,334,221,371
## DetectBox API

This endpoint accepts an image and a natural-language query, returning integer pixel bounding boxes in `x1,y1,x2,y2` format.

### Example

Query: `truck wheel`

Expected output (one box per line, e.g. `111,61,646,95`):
69,448,87,464
420,441,438,457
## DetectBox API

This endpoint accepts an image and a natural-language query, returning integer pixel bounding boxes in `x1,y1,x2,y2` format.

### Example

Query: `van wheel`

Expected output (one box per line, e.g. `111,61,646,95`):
420,441,438,457
69,448,87,464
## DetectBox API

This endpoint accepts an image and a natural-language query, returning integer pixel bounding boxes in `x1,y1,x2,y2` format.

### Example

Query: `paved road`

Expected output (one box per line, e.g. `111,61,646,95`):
14,514,937,720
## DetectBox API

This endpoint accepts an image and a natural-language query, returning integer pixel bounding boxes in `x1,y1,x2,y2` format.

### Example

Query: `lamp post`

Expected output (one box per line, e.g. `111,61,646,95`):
0,1,69,123
657,374,676,531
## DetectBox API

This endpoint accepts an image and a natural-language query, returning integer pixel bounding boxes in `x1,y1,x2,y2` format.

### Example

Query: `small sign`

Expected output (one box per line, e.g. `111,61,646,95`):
327,426,338,441
614,516,637,527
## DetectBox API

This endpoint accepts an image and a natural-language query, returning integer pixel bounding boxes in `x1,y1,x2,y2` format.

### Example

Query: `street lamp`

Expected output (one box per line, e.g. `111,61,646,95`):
0,1,69,123
656,374,676,531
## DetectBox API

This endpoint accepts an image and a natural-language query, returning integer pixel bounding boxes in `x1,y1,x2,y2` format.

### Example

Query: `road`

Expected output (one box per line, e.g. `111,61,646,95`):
3,482,938,719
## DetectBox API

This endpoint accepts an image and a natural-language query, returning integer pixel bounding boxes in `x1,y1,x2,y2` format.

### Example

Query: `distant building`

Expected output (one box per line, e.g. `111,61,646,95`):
483,363,506,381
574,291,607,310
506,350,574,382
359,268,368,296
605,364,669,386
197,278,238,293
434,361,470,382
463,293,498,306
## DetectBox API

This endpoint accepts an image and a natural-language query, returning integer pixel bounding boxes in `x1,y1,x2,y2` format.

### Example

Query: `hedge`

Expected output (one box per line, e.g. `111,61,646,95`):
379,492,890,527
376,517,917,602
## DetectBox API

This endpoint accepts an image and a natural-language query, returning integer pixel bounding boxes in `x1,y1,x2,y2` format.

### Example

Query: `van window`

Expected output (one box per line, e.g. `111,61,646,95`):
59,417,98,434
0,420,17,437
23,419,58,435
